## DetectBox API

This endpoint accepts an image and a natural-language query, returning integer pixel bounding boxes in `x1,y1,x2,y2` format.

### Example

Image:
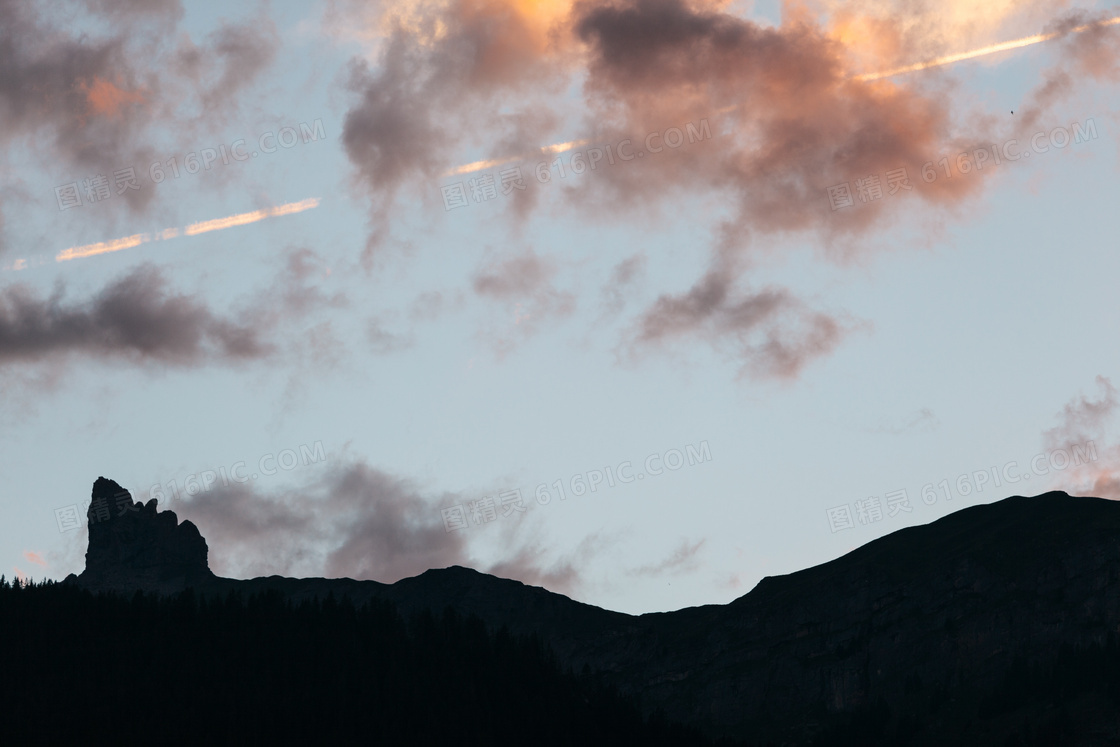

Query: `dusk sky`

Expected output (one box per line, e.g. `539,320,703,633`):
2,0,1119,615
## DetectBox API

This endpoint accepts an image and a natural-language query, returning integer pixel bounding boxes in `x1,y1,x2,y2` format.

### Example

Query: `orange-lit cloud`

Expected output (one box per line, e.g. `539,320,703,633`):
804,0,1067,70
22,551,46,567
446,13,1120,175
53,198,320,264
342,0,1120,377
78,76,146,118
856,14,1120,81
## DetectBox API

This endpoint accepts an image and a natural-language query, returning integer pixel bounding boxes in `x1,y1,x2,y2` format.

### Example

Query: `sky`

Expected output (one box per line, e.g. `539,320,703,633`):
2,0,1119,615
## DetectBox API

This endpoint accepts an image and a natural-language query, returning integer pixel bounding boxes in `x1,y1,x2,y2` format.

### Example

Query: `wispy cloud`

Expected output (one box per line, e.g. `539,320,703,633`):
0,1,280,220
1043,376,1120,500
471,249,576,357
626,538,705,578
627,269,853,380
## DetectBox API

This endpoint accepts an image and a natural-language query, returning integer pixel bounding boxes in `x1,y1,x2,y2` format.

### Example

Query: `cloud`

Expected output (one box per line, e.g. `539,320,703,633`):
171,14,280,119
800,0,1071,72
600,252,646,315
1015,10,1120,135
173,456,592,593
0,2,281,219
366,316,415,354
872,407,939,435
626,538,705,577
1043,376,1120,500
0,244,349,376
0,265,270,367
485,532,606,595
0,0,158,212
81,0,184,22
410,289,464,322
338,0,1120,249
176,461,465,581
628,269,851,379
471,248,576,356
340,0,578,264
569,0,1000,244
266,247,348,316
337,0,1117,376
22,550,47,568
1044,376,1118,449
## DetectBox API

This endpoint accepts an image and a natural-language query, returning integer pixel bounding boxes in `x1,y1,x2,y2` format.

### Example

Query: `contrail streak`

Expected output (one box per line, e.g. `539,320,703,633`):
443,139,591,177
55,234,148,263
50,198,320,265
184,198,320,236
855,15,1120,82
447,15,1120,176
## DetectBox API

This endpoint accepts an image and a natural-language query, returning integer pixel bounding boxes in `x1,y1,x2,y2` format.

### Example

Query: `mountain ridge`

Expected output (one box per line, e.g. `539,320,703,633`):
66,481,1120,744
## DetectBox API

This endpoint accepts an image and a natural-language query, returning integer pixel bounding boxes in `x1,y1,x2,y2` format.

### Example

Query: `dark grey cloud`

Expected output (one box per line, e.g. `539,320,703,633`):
0,264,269,366
0,246,347,371
80,0,184,21
175,457,592,593
177,461,468,582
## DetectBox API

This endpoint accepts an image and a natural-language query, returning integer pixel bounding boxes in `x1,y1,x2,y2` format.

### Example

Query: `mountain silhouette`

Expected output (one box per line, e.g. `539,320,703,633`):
61,478,1120,744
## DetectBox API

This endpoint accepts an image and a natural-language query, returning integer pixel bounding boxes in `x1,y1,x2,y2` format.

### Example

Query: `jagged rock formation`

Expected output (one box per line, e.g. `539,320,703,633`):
67,480,1120,744
71,476,214,594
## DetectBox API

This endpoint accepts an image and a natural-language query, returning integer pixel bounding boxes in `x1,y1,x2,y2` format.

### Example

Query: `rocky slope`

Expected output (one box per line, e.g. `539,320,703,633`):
76,477,216,594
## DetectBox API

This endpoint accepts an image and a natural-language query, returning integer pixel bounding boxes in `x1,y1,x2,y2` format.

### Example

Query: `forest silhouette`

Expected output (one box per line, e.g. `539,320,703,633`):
7,574,1120,745
0,576,724,745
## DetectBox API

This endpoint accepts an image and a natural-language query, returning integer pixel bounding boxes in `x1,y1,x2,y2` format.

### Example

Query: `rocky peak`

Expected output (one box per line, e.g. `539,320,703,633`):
77,476,213,593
